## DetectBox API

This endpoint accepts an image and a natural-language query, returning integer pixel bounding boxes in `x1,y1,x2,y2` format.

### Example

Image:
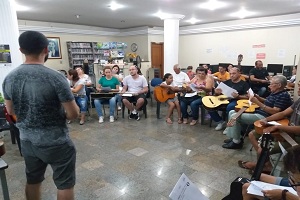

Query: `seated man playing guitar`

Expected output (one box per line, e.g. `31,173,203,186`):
223,75,293,149
159,73,182,124
121,65,148,121
209,67,249,131
239,81,300,171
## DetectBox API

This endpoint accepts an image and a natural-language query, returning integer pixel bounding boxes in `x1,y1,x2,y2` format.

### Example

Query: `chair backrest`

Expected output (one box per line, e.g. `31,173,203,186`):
150,78,163,87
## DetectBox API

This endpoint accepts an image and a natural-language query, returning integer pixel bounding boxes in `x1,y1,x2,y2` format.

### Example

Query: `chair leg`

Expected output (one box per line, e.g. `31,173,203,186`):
270,153,283,175
156,102,161,119
144,104,147,118
122,103,125,118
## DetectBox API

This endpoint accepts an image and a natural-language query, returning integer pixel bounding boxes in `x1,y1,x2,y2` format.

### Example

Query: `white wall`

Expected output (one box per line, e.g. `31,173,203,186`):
179,26,300,68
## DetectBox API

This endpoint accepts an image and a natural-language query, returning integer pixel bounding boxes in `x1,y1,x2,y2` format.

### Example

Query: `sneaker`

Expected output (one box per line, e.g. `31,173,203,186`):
223,128,229,135
215,121,226,131
109,116,114,123
129,113,135,119
135,113,140,121
117,106,122,111
67,120,72,124
99,116,104,123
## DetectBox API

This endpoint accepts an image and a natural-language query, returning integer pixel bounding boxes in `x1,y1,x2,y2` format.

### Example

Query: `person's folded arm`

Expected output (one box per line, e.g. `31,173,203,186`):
4,99,15,115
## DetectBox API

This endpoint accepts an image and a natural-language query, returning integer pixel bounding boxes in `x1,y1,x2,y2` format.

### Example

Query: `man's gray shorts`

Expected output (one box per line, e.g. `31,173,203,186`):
21,140,76,190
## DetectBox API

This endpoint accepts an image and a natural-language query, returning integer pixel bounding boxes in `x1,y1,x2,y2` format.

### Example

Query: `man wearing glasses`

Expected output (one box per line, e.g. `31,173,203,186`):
121,65,148,120
223,75,292,149
242,145,300,200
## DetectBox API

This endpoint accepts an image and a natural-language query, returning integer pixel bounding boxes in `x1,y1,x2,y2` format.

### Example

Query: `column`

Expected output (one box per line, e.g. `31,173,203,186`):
0,0,23,94
162,14,184,73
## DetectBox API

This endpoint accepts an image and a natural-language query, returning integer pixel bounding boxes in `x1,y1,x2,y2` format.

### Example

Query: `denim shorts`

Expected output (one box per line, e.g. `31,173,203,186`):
21,140,76,190
75,96,88,113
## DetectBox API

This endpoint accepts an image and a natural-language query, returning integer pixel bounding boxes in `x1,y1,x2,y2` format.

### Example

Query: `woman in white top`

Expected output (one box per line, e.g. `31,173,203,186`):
67,69,88,125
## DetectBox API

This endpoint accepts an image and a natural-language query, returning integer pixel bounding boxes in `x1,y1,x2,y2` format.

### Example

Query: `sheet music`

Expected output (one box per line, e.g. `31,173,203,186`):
189,83,198,92
216,82,237,98
169,173,209,200
247,181,297,197
248,88,254,106
122,92,133,97
185,92,197,97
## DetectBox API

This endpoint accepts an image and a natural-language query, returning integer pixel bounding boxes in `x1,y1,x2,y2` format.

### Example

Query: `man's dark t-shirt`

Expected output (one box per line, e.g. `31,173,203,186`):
249,67,269,87
223,79,249,95
2,64,74,146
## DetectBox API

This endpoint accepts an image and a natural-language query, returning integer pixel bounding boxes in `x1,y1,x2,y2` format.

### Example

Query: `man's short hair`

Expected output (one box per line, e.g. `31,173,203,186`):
273,75,287,87
19,31,49,55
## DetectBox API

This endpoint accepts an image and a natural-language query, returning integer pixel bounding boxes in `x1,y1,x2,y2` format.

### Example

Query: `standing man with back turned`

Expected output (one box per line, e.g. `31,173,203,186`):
2,31,79,200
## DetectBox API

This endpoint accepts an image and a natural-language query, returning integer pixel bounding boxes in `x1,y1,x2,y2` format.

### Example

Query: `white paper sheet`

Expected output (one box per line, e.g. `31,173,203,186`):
189,83,198,92
267,121,282,126
169,173,209,200
247,181,298,197
216,82,237,98
185,92,197,97
122,93,133,97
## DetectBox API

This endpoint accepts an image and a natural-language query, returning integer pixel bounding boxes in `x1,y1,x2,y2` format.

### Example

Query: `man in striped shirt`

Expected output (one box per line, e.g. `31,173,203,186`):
222,75,293,149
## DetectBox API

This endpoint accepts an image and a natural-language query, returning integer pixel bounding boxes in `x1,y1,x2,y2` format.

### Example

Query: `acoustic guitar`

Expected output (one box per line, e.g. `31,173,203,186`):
227,100,259,126
202,95,230,109
154,86,176,103
254,118,290,141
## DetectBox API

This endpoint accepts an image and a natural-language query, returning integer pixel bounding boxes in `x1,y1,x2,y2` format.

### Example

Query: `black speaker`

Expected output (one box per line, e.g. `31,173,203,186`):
283,65,293,77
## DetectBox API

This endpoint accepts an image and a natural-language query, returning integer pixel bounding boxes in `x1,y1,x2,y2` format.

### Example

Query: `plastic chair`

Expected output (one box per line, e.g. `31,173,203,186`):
150,78,163,105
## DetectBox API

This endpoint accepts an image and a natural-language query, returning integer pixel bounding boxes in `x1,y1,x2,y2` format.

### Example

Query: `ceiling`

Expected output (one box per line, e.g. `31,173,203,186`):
16,0,300,29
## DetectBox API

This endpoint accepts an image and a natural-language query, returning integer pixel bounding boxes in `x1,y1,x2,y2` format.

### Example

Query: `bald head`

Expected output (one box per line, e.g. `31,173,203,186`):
173,64,181,74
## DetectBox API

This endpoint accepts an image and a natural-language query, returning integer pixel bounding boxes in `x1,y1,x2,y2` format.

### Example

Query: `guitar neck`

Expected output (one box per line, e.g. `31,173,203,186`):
228,107,247,123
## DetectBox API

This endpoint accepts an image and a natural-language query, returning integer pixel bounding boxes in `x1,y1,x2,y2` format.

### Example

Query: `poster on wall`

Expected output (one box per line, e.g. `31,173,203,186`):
0,44,12,63
256,53,266,59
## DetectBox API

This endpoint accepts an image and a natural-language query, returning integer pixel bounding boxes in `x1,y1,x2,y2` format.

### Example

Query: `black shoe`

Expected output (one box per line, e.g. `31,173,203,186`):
129,113,136,119
135,113,140,121
222,141,243,149
223,138,232,144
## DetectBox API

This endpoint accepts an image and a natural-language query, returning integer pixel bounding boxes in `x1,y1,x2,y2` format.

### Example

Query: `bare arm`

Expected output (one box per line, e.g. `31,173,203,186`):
71,84,84,93
265,107,293,122
138,86,148,94
250,75,265,83
4,100,15,115
62,100,79,120
121,85,128,93
250,97,282,115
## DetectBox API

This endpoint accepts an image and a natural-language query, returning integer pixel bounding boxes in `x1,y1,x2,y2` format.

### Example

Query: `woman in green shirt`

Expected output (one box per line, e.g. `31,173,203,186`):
94,66,119,123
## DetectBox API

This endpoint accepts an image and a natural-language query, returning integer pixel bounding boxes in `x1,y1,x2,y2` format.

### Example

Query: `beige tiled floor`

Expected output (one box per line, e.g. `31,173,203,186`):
1,104,259,200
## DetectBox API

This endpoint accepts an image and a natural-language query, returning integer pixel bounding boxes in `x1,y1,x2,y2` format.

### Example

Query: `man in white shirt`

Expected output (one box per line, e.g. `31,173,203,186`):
172,64,190,87
121,65,148,120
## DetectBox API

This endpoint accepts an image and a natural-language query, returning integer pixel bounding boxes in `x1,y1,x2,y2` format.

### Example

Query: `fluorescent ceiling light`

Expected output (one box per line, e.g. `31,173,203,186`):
108,2,124,11
199,0,228,11
186,17,201,24
14,2,31,11
230,7,256,19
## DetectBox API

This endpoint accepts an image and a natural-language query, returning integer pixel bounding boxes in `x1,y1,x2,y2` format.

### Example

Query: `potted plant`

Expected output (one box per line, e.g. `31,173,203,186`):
0,92,4,104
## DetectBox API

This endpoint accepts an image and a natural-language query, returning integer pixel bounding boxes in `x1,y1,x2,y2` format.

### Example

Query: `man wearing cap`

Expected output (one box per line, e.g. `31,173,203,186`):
2,31,79,199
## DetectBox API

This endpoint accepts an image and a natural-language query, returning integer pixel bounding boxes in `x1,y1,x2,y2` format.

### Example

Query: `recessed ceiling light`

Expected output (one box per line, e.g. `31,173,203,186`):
75,14,80,19
199,0,228,11
229,7,256,19
186,17,201,24
14,2,30,11
108,2,124,11
154,11,185,20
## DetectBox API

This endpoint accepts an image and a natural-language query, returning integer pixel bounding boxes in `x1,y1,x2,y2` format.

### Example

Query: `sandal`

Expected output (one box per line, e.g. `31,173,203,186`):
166,118,173,124
238,160,256,170
79,120,85,125
183,118,188,124
190,120,197,126
178,119,183,124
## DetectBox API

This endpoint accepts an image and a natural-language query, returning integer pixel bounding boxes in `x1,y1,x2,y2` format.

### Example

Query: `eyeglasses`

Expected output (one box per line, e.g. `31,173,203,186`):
288,171,300,191
269,82,280,86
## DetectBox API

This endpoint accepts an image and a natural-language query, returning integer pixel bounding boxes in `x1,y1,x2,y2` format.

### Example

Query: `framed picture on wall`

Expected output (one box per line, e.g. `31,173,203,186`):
47,37,62,59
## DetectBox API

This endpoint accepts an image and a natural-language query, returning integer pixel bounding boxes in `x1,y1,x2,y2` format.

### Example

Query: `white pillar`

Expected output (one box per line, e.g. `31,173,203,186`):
162,14,184,73
0,0,23,94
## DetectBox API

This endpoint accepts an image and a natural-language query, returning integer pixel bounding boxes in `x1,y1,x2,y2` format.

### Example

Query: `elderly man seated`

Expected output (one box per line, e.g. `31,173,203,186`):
121,65,148,121
223,75,293,149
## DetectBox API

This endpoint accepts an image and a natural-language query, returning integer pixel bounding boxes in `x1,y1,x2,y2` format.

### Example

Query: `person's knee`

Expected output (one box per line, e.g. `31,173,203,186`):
137,98,144,104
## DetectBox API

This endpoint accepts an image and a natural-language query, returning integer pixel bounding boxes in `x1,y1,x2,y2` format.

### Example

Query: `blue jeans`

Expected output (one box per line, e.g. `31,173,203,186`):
75,96,88,113
116,94,122,106
94,96,116,117
209,100,237,123
180,96,202,120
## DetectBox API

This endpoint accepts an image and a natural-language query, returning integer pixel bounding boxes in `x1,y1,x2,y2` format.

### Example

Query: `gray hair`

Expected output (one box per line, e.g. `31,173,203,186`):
273,75,287,87
173,64,180,69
